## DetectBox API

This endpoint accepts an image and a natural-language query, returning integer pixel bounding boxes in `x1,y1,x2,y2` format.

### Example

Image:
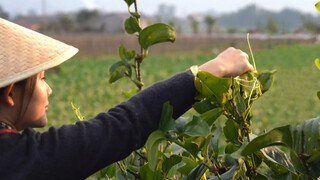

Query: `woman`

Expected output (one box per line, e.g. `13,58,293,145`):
0,18,253,179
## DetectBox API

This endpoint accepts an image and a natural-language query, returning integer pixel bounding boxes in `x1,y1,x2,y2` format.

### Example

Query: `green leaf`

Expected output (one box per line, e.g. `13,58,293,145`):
124,16,141,34
308,160,320,177
146,130,166,171
95,163,116,178
170,143,184,155
291,117,320,155
200,135,213,158
122,88,139,98
211,158,239,180
241,125,293,156
196,71,232,106
162,155,182,175
315,58,320,70
181,139,201,158
167,164,179,179
174,117,189,133
109,60,132,84
316,1,320,13
70,102,85,121
200,108,223,126
225,142,240,154
317,91,320,100
233,91,246,115
138,23,176,50
290,149,307,174
139,164,163,180
260,146,295,174
178,157,198,176
223,119,241,145
184,116,210,137
230,144,247,160
124,0,134,7
290,118,320,177
210,123,222,159
232,158,248,180
257,70,276,93
118,45,136,61
308,150,320,162
255,172,270,180
186,164,208,180
193,99,219,114
159,102,175,131
272,172,293,180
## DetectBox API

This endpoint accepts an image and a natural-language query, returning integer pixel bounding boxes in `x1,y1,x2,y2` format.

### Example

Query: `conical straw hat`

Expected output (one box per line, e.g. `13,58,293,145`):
0,18,78,88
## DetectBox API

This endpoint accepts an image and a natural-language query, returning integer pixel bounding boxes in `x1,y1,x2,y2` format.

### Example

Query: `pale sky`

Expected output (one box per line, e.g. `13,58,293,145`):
1,0,319,17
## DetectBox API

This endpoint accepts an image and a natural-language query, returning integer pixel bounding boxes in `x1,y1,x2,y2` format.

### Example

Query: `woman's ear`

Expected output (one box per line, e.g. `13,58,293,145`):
2,84,15,106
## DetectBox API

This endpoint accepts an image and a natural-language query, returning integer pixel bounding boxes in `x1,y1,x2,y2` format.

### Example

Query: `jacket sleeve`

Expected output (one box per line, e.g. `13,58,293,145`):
24,70,197,179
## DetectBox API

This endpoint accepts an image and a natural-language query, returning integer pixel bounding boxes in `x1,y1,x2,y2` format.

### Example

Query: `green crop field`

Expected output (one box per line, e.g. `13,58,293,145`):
43,44,320,135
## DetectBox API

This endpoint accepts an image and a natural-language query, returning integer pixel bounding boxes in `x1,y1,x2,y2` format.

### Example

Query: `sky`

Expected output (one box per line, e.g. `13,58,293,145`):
1,0,320,18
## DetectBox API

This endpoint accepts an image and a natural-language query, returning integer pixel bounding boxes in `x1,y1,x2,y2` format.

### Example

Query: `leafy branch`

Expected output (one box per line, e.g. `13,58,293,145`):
108,0,176,92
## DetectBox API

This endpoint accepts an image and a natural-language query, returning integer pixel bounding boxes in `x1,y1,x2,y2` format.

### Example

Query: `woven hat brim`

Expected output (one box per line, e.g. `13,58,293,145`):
0,18,79,88
0,47,78,88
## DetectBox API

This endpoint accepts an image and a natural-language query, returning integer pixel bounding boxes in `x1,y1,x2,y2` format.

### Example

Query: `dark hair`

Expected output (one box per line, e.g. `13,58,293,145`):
0,74,38,121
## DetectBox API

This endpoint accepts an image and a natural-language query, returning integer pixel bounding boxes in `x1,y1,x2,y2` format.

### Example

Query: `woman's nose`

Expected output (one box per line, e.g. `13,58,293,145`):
46,82,52,96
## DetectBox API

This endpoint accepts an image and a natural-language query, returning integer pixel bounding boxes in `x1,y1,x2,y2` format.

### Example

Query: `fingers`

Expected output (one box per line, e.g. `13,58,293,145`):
241,51,249,61
198,47,255,78
247,62,255,72
240,50,254,72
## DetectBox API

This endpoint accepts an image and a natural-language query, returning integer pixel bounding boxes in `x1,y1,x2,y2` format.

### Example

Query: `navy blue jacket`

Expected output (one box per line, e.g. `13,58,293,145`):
0,71,196,179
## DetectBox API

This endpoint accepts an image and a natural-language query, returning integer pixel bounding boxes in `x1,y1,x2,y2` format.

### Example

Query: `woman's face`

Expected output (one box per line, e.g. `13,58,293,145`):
18,71,52,129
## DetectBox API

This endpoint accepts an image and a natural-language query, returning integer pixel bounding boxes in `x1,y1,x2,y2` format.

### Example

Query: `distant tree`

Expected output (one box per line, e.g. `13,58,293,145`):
227,27,238,34
76,9,99,32
189,16,199,35
0,6,9,20
155,4,176,24
40,23,61,33
265,17,278,34
204,15,215,34
59,16,74,32
301,16,320,34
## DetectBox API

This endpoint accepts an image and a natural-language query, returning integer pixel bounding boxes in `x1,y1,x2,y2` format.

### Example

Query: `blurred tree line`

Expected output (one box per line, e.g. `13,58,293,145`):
0,6,9,19
1,4,320,35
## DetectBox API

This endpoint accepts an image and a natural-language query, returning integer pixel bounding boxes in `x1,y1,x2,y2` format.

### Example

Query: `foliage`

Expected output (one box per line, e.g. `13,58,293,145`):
108,0,176,92
95,36,320,180
301,16,320,34
204,15,216,34
76,9,100,32
59,16,75,32
74,1,320,179
316,2,320,13
265,17,279,34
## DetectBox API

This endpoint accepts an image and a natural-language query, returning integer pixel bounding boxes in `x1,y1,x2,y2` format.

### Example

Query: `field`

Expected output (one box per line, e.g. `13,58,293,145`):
43,43,320,135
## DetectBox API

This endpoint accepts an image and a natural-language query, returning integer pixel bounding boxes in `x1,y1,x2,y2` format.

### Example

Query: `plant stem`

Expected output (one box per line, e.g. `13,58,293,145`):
247,33,257,71
135,56,143,90
134,150,147,161
133,0,144,90
127,168,140,179
117,162,128,180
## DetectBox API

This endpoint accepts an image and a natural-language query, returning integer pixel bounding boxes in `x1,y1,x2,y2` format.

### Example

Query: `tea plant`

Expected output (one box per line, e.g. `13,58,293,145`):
108,0,176,93
87,1,320,179
92,0,176,179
